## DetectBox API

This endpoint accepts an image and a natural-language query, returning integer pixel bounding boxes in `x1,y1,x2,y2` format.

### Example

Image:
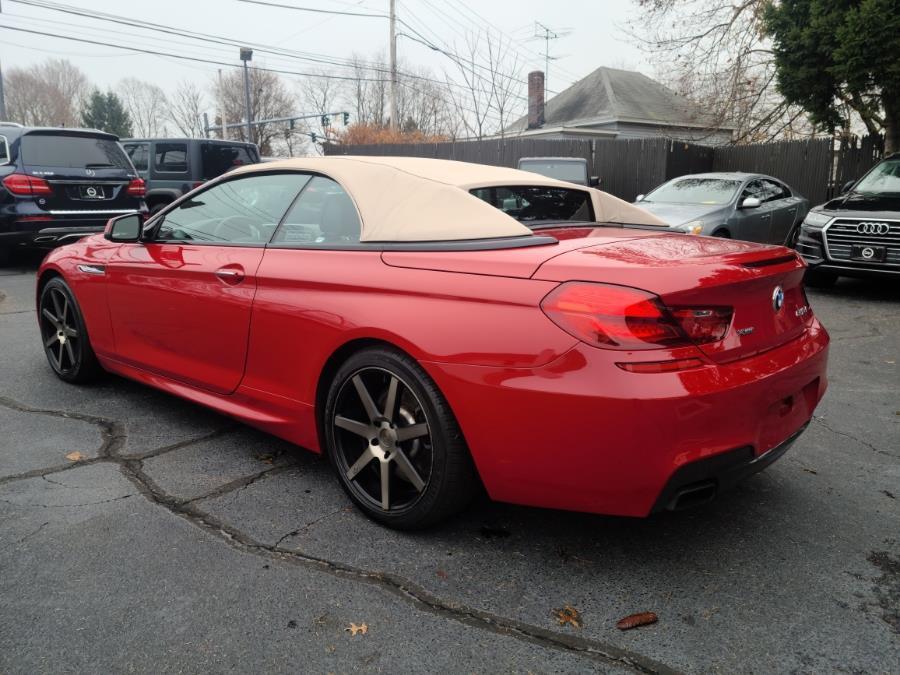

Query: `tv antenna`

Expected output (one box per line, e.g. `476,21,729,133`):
531,21,571,98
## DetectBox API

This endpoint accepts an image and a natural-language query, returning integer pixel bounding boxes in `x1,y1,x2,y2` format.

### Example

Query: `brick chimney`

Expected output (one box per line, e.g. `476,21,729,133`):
527,71,545,130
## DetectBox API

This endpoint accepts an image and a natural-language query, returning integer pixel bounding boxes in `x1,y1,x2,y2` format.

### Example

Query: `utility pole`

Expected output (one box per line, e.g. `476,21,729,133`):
217,69,227,140
389,0,398,130
239,47,253,144
0,59,7,122
0,0,6,121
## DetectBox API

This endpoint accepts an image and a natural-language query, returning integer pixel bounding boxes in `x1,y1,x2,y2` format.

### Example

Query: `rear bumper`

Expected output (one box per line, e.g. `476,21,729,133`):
650,423,806,512
0,210,143,248
424,319,829,517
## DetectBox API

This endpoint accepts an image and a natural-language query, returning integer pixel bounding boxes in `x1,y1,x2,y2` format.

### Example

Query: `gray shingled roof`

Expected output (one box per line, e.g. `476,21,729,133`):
507,66,728,132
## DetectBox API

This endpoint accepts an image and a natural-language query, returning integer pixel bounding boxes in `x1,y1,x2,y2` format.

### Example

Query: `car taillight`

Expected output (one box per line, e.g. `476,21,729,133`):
541,282,733,351
126,178,146,197
541,282,685,350
668,307,732,344
2,173,52,196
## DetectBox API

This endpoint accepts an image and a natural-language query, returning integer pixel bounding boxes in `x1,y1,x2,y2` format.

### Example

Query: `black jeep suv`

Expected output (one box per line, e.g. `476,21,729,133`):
797,152,900,286
122,138,259,215
0,123,147,264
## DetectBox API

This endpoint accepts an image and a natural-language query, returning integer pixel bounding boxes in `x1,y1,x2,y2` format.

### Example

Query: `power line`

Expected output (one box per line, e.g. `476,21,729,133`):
4,0,498,98
235,0,387,19
0,24,391,82
0,22,502,125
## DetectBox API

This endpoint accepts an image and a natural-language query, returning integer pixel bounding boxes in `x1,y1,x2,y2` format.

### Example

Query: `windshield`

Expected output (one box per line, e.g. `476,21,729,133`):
518,160,587,185
853,158,900,195
21,134,132,170
644,178,741,205
470,186,594,224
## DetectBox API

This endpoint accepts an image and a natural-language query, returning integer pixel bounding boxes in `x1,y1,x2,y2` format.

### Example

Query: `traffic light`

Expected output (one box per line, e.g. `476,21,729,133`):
310,132,318,143
342,112,350,125
289,118,295,130
321,115,330,128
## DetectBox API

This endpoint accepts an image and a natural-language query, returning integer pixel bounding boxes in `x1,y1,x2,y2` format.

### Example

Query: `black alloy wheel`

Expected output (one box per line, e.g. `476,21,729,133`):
38,278,101,383
324,347,476,529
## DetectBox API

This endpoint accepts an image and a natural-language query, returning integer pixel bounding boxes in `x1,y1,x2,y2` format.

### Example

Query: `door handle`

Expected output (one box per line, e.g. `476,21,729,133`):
215,267,245,284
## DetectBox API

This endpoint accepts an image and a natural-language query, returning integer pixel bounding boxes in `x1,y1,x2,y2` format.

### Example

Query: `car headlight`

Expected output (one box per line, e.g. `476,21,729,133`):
802,211,831,228
676,221,704,235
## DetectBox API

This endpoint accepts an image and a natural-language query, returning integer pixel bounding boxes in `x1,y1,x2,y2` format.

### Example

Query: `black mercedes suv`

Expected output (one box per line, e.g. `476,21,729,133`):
797,152,900,286
0,124,147,264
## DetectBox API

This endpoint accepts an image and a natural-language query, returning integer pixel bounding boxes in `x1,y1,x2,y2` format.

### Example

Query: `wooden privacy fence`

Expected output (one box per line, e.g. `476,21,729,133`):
326,135,884,206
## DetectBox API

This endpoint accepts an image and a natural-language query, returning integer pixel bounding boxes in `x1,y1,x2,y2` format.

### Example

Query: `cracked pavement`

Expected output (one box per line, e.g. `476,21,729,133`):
1,252,898,673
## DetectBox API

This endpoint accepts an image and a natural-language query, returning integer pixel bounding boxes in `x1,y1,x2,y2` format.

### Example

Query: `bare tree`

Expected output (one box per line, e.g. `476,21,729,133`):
345,54,388,127
168,80,206,138
630,0,816,143
211,67,296,154
119,78,168,137
4,58,89,127
484,32,524,138
446,32,495,140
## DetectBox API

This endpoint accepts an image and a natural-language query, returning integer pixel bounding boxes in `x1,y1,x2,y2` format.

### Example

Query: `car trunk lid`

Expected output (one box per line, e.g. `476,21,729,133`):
533,234,813,363
381,227,666,278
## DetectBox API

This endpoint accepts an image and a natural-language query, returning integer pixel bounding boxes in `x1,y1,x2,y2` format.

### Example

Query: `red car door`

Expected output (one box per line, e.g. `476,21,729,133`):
105,172,311,395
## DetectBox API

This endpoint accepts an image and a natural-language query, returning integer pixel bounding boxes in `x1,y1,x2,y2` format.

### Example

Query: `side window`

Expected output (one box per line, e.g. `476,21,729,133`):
272,176,361,246
124,143,149,171
761,179,788,201
154,142,188,173
0,135,8,164
154,173,310,245
741,180,766,202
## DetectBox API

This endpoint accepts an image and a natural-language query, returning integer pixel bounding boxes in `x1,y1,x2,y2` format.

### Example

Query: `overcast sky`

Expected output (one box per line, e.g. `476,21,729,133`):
0,0,649,105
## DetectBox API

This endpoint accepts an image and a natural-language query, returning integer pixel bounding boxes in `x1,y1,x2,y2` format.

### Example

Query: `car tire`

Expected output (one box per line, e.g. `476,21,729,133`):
38,277,103,383
712,229,731,238
804,268,838,288
149,202,170,216
323,346,478,529
0,246,11,267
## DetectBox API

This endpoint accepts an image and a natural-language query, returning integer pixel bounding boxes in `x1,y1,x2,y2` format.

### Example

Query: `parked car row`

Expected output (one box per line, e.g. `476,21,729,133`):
0,123,259,264
519,154,900,285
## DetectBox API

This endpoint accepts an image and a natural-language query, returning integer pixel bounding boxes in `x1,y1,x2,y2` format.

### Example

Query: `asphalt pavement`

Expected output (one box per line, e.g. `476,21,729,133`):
1,250,898,673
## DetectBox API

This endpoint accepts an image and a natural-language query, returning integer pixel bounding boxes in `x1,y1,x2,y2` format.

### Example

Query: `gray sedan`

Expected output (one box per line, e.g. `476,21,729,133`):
634,172,809,246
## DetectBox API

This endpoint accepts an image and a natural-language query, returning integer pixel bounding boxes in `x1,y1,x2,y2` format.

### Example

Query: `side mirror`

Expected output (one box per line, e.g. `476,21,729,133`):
589,176,600,187
104,213,143,242
740,197,761,209
841,180,855,194
635,194,645,202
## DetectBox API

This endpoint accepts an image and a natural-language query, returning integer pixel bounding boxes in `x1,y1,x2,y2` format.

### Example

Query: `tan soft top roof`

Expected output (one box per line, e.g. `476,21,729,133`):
229,155,666,241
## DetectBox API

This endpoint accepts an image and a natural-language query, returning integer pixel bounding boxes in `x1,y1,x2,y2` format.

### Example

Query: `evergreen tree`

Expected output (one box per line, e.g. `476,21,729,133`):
764,0,900,152
80,89,133,138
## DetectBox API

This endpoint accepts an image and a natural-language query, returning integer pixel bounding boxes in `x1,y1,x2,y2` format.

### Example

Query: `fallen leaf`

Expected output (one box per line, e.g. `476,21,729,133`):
436,569,449,579
345,622,368,636
286,620,297,629
616,612,658,630
552,604,582,628
882,490,895,500
801,467,818,475
65,451,85,462
255,453,274,464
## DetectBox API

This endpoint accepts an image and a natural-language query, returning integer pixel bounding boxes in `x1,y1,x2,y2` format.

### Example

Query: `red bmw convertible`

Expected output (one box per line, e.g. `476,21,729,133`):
36,157,829,528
